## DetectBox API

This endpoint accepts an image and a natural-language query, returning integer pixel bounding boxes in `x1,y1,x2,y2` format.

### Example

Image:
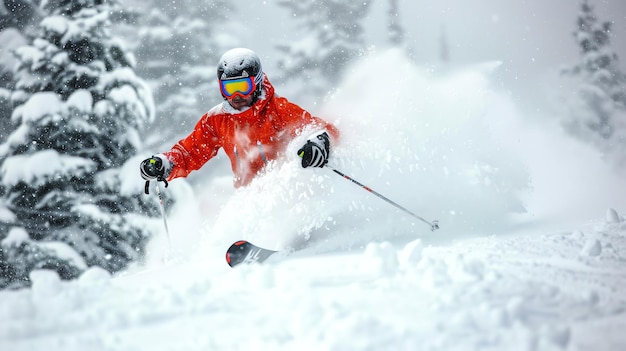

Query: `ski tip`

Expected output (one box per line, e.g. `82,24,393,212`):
225,240,278,268
226,240,248,267
234,240,248,246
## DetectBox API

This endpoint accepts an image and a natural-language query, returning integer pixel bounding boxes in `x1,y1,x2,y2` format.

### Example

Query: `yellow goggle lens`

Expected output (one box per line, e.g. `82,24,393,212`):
220,77,255,98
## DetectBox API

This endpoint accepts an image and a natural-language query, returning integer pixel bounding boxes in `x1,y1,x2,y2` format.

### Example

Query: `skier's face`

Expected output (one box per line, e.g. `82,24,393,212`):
227,95,255,110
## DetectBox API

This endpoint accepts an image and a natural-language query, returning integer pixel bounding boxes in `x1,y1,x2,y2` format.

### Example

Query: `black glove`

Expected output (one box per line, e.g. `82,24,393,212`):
297,132,330,168
140,155,169,181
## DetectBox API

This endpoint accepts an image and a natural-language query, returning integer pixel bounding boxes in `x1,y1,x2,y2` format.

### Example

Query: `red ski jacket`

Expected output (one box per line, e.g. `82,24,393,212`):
163,75,340,188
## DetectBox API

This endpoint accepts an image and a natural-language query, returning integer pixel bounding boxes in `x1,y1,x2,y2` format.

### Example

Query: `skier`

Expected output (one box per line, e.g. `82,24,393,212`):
139,48,340,188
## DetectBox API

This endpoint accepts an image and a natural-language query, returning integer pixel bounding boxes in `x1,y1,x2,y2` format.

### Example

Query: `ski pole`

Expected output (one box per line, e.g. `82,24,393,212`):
145,179,173,257
326,165,440,231
153,181,172,248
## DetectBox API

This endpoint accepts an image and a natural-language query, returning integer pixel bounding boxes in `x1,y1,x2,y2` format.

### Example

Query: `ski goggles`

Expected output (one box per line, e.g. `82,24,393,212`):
219,76,257,98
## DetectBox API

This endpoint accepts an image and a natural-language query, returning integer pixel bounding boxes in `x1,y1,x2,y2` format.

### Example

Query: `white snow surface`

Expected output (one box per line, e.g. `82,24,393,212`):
2,49,626,351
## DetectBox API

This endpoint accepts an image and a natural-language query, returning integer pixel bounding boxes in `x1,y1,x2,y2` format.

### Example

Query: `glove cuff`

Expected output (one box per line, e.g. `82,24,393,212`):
308,131,330,151
153,154,172,179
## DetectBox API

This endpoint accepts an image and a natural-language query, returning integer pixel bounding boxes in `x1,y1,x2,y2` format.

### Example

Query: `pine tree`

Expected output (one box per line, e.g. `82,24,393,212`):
275,0,371,102
387,0,405,46
0,0,41,31
0,65,13,144
1,2,31,144
439,24,450,64
563,0,626,166
0,0,160,289
118,0,233,144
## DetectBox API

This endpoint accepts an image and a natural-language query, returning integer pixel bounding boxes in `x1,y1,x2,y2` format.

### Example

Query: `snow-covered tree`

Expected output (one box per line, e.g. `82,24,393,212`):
0,63,13,144
118,0,234,145
0,0,160,289
562,0,626,167
439,24,450,63
275,0,371,102
0,0,41,31
387,0,404,46
0,27,29,139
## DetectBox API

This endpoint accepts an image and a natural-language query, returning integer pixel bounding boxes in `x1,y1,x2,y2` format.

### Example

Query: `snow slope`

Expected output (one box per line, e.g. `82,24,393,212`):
1,212,625,351
1,49,626,351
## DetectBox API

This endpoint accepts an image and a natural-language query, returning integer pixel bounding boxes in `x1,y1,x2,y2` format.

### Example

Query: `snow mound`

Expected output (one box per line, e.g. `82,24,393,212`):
1,211,625,350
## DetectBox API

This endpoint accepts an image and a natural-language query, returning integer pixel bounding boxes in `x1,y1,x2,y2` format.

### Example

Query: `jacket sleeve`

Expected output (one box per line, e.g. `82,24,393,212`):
276,97,340,143
309,113,340,143
162,113,221,180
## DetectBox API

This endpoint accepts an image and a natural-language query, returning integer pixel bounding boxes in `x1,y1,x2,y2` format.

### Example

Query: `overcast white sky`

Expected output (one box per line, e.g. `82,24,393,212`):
396,0,626,66
392,0,626,107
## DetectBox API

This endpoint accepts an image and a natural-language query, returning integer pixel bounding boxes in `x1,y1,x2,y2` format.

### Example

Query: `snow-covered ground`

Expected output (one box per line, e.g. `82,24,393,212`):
2,49,626,351
2,211,625,351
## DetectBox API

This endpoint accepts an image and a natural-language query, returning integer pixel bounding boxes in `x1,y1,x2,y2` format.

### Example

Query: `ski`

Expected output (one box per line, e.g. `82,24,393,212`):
225,240,278,267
